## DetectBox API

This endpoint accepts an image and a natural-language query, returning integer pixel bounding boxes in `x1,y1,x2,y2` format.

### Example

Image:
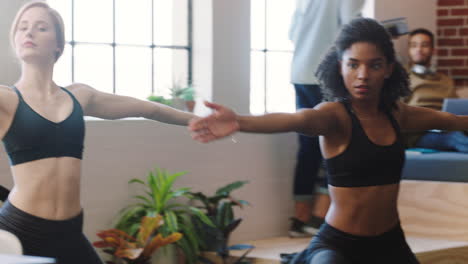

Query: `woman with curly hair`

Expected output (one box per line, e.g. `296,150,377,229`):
189,18,468,263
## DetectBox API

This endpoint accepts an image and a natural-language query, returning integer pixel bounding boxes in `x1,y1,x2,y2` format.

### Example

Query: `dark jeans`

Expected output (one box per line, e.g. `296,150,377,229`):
0,200,103,264
293,84,324,201
416,131,468,153
286,222,419,264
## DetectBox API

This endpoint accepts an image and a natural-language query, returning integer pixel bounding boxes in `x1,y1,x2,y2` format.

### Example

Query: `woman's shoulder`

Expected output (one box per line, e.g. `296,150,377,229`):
0,85,19,99
313,101,350,129
0,85,20,115
391,101,408,125
315,101,348,116
315,101,344,109
63,83,98,98
0,85,15,93
64,83,94,93
62,83,97,107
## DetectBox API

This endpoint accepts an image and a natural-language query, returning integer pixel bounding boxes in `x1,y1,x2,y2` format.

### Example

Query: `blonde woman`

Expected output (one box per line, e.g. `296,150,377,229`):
0,1,196,263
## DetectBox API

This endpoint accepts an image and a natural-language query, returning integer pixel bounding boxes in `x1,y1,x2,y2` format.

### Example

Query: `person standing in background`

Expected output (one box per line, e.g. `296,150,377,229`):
288,0,365,237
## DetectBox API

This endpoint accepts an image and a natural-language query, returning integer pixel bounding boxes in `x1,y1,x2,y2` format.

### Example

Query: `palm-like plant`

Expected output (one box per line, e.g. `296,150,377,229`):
114,167,214,264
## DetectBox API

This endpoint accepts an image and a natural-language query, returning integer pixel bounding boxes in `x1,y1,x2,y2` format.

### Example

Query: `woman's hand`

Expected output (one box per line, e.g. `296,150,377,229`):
189,101,240,143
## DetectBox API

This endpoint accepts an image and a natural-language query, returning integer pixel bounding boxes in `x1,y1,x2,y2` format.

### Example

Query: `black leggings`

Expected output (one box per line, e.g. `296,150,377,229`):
0,200,103,264
288,222,419,264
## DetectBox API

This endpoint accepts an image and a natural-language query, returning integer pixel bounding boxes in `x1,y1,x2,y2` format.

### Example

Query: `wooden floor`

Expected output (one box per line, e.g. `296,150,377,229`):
222,236,468,264
204,180,468,263
398,180,468,241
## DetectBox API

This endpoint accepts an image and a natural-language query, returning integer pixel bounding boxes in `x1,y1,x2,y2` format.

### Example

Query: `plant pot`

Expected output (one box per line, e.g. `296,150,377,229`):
200,251,254,264
111,257,149,264
172,98,186,111
185,100,195,112
151,244,178,264
108,245,182,264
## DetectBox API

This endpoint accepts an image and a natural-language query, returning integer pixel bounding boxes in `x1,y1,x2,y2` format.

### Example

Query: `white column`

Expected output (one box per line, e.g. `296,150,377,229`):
192,0,251,115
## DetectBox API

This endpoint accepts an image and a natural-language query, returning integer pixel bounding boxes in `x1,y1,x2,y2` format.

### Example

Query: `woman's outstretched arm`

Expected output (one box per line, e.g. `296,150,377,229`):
189,101,340,143
399,102,468,132
78,84,195,125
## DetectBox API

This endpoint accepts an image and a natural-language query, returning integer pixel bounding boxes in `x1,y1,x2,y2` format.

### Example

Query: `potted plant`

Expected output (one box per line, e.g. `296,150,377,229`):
147,81,196,112
169,83,196,112
93,215,182,264
188,181,254,264
113,167,214,264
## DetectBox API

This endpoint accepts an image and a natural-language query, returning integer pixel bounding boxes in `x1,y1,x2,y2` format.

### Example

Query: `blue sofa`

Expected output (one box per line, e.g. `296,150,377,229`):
402,151,468,182
402,98,468,182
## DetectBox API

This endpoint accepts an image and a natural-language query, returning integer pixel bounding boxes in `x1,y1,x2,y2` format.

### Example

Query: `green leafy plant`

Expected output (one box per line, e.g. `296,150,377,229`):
94,215,182,264
114,167,214,264
170,83,195,101
189,181,254,264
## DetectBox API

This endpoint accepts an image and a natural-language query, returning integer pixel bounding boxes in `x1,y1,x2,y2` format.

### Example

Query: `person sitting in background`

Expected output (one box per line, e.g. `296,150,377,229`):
403,28,468,152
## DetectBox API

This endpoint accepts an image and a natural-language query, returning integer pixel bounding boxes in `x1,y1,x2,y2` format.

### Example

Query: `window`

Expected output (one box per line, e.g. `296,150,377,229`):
48,0,192,100
250,0,295,114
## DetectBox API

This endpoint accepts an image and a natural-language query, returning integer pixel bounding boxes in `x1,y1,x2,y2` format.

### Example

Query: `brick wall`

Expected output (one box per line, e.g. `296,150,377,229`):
437,0,468,95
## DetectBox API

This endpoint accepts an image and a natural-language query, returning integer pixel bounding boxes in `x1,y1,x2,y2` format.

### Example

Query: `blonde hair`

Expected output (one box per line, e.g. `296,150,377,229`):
10,0,65,62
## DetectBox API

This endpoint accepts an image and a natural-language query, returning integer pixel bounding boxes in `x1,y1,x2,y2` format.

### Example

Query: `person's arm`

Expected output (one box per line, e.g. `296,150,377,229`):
80,84,195,125
399,102,468,132
189,101,339,143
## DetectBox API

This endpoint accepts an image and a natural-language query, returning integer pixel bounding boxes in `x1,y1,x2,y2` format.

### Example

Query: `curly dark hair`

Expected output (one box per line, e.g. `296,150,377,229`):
316,18,410,112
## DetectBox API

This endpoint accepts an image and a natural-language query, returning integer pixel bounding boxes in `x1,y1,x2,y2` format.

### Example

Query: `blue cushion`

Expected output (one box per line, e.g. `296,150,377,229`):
402,151,468,182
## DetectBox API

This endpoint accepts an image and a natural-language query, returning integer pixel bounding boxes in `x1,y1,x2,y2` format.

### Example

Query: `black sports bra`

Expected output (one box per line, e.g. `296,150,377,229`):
2,86,85,165
324,101,405,187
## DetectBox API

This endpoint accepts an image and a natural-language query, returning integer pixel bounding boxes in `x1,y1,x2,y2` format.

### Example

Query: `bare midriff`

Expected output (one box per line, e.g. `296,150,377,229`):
325,182,400,236
8,157,82,220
